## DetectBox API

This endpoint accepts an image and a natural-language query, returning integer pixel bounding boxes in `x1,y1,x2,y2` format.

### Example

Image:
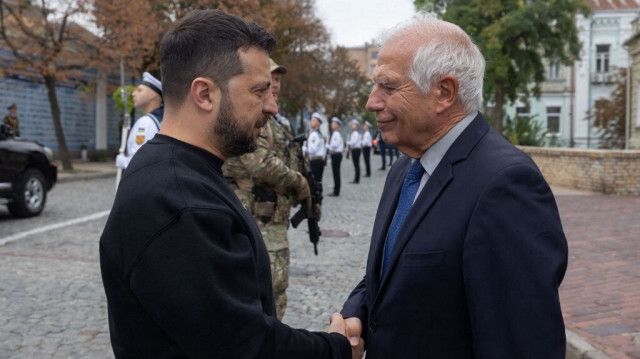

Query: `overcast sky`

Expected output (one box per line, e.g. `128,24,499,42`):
314,0,416,47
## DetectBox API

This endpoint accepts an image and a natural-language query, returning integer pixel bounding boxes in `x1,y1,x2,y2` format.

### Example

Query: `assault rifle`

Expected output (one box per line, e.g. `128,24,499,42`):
290,134,322,255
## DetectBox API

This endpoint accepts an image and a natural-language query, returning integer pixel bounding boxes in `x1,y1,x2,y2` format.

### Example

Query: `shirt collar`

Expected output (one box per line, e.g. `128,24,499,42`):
419,111,477,176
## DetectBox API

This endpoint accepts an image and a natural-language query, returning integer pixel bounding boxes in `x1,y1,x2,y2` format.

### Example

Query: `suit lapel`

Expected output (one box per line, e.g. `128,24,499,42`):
375,114,491,297
366,156,411,294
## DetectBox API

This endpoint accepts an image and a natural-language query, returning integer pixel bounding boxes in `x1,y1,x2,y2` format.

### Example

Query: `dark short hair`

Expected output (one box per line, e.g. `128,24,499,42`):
160,9,276,106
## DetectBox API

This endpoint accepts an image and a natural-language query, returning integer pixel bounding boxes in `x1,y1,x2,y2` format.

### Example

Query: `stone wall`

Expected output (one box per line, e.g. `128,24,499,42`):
520,146,640,195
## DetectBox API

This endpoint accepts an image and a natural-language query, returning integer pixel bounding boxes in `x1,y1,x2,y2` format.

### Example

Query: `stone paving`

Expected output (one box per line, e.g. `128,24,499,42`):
0,177,116,359
1,155,638,358
556,194,640,359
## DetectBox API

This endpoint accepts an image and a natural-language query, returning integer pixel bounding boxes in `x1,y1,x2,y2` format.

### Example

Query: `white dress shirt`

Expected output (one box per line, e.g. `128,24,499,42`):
305,130,326,157
361,130,372,148
327,131,344,153
413,111,478,202
116,113,161,170
347,131,362,149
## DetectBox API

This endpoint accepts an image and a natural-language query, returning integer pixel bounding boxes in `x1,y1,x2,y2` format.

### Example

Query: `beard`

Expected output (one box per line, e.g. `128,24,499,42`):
213,94,266,158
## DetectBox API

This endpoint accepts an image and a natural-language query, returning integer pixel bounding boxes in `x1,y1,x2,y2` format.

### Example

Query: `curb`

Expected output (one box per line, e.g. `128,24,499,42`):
57,171,116,184
566,329,611,359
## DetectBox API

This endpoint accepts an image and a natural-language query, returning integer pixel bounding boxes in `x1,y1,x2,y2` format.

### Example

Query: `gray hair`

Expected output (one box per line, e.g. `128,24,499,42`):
377,12,485,113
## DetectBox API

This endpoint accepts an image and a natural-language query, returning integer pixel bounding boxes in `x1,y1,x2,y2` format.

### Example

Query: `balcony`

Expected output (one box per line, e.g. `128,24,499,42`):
591,72,619,84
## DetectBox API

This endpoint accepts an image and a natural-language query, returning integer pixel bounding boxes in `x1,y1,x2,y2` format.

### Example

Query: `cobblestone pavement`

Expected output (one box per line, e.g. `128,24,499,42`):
282,157,383,331
556,194,640,359
1,155,638,358
0,177,115,359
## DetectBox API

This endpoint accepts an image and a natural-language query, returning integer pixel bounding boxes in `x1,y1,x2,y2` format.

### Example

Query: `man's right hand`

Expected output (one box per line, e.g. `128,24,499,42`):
327,313,364,359
345,317,363,349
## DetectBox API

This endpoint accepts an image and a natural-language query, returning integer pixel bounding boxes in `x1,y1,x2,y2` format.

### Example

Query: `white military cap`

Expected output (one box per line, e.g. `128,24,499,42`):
364,121,372,127
142,72,162,96
311,112,323,123
350,119,360,127
331,117,342,125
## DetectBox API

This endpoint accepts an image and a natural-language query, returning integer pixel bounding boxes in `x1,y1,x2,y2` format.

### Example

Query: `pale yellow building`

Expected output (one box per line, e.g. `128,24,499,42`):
346,43,380,78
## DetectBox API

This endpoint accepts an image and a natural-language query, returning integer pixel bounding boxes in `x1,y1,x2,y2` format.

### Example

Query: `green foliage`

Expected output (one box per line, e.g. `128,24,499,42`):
503,114,548,146
414,0,590,133
112,86,136,114
360,111,377,130
587,68,627,149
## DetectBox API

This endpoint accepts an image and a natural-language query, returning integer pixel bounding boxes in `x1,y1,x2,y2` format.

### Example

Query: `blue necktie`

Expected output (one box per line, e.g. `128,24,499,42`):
381,160,424,277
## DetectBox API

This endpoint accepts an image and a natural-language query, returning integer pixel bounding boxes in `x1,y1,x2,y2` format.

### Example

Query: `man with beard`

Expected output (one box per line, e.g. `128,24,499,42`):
222,58,310,320
99,9,361,359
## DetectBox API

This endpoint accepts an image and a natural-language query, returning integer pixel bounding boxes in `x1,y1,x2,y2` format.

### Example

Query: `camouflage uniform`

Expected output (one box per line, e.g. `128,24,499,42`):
222,115,303,319
3,114,19,136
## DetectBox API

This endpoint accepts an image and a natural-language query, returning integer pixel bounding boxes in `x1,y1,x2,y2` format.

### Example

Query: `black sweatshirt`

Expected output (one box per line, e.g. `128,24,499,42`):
100,134,350,358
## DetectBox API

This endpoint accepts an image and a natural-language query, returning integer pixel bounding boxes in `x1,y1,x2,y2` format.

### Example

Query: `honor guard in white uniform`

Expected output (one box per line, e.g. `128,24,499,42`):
347,120,362,183
116,72,164,170
361,120,373,177
326,117,344,196
305,112,326,188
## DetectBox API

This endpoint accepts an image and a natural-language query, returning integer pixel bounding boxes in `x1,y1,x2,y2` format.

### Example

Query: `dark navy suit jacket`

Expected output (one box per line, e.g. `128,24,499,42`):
342,113,568,358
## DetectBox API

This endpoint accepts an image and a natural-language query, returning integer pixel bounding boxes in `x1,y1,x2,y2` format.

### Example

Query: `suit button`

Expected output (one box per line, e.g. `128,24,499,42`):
369,321,377,332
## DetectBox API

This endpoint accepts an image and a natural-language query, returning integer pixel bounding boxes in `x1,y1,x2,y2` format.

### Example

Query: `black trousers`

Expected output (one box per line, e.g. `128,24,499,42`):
351,148,361,183
310,158,325,184
363,146,371,176
379,142,387,169
330,153,342,195
309,158,324,196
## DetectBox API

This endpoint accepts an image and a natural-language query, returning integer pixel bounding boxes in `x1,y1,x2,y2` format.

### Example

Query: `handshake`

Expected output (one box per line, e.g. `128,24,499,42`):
326,313,365,359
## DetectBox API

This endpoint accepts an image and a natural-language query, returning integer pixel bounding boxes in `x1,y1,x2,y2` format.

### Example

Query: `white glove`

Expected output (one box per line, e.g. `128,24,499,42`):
115,154,128,170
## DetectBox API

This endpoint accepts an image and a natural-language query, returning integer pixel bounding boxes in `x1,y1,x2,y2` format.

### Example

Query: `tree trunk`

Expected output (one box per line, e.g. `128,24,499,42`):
44,75,73,171
492,87,505,135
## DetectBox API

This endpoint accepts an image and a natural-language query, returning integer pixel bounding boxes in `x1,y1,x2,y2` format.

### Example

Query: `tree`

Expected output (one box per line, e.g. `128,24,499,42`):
319,46,370,120
414,0,589,135
92,0,162,75
278,49,327,128
97,0,332,132
503,114,547,146
0,0,96,170
588,68,627,149
93,0,364,135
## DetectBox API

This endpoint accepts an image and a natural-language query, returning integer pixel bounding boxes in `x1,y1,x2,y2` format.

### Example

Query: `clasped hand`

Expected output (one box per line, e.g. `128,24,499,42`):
326,313,364,359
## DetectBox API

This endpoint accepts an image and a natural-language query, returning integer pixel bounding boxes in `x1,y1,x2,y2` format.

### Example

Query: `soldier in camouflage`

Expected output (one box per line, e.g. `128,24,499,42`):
222,58,310,320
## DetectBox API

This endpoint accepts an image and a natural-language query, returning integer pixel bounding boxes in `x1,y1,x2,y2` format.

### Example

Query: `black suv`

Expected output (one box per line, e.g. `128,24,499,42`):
0,124,57,217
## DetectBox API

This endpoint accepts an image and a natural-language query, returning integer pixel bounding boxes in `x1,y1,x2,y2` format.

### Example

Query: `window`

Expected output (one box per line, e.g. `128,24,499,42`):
546,107,561,133
516,106,530,119
370,51,378,59
548,61,561,80
596,44,610,73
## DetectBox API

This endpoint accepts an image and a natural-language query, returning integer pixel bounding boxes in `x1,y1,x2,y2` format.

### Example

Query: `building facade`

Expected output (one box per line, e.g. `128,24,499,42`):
346,43,380,78
624,16,640,149
505,0,640,148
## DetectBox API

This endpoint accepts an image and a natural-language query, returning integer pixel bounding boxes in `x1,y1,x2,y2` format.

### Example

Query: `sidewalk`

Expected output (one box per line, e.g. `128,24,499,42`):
58,157,639,359
55,159,117,183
